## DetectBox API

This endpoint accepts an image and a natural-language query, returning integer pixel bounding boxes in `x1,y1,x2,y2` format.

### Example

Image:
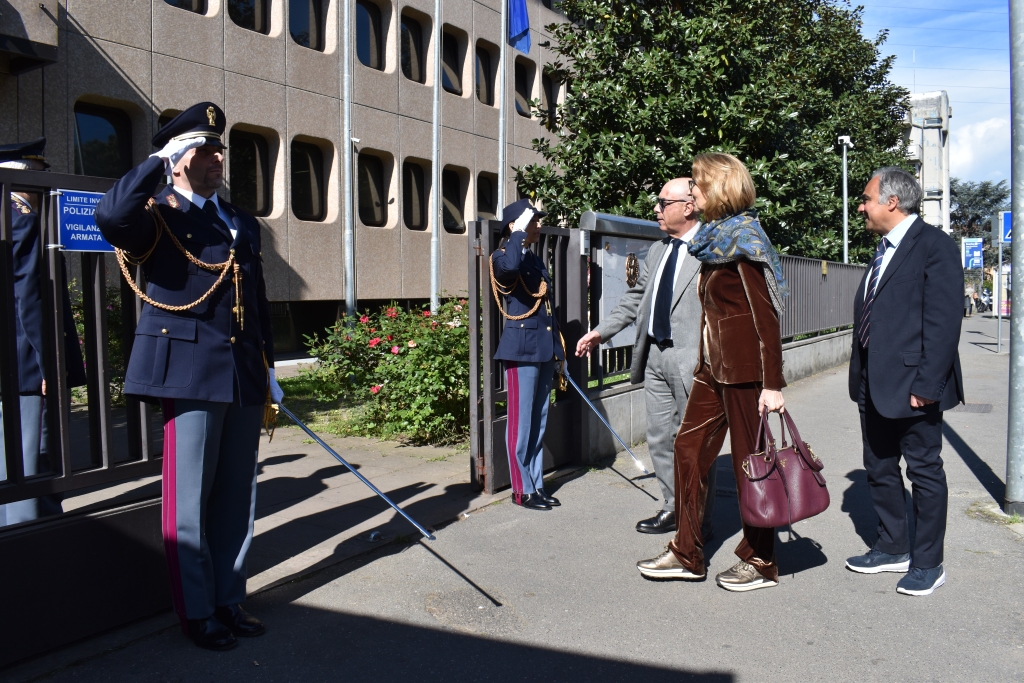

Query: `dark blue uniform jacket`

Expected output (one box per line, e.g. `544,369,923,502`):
848,218,964,419
491,231,564,363
95,156,274,406
11,197,87,394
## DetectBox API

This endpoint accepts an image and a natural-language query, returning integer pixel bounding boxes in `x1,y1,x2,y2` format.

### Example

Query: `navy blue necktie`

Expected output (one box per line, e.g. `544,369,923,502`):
856,237,890,348
202,200,231,236
652,239,682,343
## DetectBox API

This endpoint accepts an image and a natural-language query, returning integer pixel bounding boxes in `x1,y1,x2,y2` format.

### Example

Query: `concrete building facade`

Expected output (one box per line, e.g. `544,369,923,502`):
0,0,562,350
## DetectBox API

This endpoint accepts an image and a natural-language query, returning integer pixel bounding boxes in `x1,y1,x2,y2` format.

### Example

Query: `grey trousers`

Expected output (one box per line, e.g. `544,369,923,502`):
0,394,63,526
161,396,262,622
644,344,717,523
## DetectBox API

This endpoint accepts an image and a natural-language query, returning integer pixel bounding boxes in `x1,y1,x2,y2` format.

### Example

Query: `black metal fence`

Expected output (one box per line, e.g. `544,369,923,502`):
778,255,866,340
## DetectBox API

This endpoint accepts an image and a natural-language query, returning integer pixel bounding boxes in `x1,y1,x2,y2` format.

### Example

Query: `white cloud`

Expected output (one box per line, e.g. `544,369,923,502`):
949,117,1010,182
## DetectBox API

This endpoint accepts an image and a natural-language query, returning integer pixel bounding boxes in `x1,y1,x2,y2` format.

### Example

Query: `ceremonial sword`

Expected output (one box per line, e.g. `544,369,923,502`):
560,366,650,475
277,404,436,541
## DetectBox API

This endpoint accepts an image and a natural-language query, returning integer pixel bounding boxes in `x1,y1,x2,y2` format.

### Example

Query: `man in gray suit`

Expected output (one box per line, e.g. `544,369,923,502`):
576,177,715,535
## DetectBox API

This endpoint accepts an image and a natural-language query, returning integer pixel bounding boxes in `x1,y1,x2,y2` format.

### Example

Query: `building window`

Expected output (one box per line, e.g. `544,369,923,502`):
403,161,427,230
441,31,462,95
515,60,533,118
73,103,132,179
358,154,387,227
291,140,325,221
229,130,271,217
228,0,269,33
541,73,558,129
400,14,424,83
441,168,465,233
291,0,326,50
477,173,497,220
475,44,494,105
164,0,206,12
356,0,383,70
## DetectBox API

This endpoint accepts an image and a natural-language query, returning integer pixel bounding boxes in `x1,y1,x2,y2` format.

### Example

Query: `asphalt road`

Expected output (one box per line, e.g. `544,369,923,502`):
12,315,1024,682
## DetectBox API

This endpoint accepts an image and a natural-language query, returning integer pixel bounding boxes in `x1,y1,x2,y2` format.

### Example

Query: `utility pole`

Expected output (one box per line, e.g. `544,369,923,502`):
1005,0,1024,516
839,136,853,263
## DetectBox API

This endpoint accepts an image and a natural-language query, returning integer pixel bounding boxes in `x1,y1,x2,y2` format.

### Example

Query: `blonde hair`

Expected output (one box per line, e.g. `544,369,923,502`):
691,153,756,221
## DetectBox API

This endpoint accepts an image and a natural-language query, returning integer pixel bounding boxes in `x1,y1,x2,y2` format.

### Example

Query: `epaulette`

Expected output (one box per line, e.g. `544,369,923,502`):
10,195,32,215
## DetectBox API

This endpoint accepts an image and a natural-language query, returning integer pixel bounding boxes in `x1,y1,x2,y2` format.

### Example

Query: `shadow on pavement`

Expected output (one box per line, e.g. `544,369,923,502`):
842,470,876,547
941,423,1005,503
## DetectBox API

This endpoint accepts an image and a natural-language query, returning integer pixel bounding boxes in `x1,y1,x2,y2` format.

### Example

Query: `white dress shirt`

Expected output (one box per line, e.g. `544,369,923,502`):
172,187,237,239
864,213,917,297
648,223,700,337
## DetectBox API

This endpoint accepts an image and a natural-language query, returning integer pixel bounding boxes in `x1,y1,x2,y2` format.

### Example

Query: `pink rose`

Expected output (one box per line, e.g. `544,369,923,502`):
370,385,381,394
368,337,382,348
391,346,400,355
408,340,417,348
359,315,369,323
422,310,431,317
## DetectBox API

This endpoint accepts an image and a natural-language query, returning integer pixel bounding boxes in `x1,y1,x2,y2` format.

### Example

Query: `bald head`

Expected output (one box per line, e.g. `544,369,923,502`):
654,177,699,238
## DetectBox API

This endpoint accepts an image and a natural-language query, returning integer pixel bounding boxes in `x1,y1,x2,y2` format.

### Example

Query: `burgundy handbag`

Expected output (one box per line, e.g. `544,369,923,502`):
739,409,830,528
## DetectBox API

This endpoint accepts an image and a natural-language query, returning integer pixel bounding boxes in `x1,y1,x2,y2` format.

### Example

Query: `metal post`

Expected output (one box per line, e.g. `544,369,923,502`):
342,0,355,316
998,231,1004,354
839,136,853,264
430,0,442,313
497,2,508,223
1005,0,1024,515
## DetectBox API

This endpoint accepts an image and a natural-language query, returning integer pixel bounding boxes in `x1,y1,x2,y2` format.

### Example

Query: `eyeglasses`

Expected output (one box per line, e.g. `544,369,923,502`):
655,196,694,211
688,179,697,192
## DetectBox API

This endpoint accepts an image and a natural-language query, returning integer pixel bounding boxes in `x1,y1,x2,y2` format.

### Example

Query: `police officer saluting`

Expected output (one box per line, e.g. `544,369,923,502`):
96,103,284,651
490,199,564,510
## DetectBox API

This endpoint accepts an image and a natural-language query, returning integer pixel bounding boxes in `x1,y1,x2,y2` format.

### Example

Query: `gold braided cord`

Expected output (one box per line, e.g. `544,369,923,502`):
488,248,548,321
115,199,243,327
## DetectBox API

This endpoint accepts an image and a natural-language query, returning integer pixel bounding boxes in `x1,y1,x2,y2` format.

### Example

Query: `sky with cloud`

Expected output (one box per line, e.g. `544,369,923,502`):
855,1,1011,184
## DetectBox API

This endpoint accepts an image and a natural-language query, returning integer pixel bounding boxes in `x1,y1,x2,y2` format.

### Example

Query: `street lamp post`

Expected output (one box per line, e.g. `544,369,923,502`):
839,136,854,264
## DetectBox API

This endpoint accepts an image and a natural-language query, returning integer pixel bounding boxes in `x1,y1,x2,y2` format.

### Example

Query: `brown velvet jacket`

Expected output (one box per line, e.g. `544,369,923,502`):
695,260,786,390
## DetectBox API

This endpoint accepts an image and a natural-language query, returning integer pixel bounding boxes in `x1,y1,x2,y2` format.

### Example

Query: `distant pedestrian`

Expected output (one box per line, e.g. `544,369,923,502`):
637,153,787,592
490,199,564,511
575,177,715,537
845,167,964,596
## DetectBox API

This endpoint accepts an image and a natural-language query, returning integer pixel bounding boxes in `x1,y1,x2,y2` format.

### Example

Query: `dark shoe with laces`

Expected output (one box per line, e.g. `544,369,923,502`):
537,488,560,507
845,548,911,574
517,493,551,510
186,616,238,650
636,510,676,534
896,565,946,596
214,604,266,637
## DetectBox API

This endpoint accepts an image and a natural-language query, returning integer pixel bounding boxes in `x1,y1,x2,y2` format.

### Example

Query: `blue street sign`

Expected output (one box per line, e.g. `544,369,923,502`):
963,237,984,269
1001,210,1012,243
57,190,113,252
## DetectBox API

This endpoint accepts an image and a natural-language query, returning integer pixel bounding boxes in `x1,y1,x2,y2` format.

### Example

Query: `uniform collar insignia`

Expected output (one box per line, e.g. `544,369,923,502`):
11,195,32,214
166,193,180,209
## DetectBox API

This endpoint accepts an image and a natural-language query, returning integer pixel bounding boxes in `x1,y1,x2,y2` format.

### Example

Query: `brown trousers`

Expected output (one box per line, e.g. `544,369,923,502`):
667,365,778,581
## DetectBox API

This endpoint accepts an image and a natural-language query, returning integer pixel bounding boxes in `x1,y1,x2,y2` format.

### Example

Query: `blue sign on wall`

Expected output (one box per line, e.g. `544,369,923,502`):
1001,210,1012,243
57,190,113,252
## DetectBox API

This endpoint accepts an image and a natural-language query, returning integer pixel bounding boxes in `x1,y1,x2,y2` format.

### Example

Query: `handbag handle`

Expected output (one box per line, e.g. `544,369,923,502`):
753,408,777,462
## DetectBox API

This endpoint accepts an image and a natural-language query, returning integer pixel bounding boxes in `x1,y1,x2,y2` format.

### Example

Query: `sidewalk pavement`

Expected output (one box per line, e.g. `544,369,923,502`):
4,316,1023,682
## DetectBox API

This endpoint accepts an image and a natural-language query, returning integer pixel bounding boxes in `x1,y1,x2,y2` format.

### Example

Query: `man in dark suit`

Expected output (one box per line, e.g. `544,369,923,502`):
0,138,87,526
96,103,283,649
845,166,963,597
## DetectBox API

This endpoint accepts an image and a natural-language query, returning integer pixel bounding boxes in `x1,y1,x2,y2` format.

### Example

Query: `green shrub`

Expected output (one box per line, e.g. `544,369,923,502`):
302,299,470,444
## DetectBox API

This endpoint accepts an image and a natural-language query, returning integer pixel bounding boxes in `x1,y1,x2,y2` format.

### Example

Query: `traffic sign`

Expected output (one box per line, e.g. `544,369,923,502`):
57,190,113,252
963,237,984,269
1000,210,1012,243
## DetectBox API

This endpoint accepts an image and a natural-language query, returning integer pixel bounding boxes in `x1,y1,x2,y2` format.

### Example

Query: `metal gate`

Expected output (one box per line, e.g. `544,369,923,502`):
0,169,167,668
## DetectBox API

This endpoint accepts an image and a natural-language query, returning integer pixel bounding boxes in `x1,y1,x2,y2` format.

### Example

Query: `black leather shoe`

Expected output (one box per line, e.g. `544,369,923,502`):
636,510,676,534
186,617,237,650
537,488,560,507
214,604,266,637
518,493,552,510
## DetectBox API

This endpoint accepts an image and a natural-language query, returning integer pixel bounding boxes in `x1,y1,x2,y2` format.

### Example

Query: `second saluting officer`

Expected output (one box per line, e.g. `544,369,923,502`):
490,199,564,511
96,102,285,651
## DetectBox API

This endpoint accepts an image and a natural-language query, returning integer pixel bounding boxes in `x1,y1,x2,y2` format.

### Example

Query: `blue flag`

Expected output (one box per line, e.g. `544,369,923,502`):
508,0,530,54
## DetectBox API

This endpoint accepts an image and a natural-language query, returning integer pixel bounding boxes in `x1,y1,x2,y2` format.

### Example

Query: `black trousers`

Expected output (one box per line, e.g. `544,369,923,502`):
858,357,948,569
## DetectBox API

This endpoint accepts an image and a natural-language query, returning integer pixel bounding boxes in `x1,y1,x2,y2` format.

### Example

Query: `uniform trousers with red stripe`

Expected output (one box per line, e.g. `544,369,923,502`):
161,395,262,625
504,359,556,503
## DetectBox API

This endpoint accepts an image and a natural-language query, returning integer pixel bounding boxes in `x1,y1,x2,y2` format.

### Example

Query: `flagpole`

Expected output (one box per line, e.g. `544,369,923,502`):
430,0,442,313
497,0,508,221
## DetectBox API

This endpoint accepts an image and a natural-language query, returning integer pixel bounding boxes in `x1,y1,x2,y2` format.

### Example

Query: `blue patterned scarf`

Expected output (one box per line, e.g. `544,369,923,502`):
688,210,788,314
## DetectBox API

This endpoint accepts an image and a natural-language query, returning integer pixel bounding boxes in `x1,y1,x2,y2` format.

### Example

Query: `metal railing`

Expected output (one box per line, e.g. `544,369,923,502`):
778,256,866,340
0,169,156,511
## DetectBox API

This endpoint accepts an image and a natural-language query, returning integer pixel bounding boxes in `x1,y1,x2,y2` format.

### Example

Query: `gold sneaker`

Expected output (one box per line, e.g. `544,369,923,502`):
636,549,705,580
715,561,779,592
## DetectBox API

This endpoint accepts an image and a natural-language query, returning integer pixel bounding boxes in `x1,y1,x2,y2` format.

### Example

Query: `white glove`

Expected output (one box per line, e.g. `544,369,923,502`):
150,137,206,174
268,368,285,404
510,208,534,233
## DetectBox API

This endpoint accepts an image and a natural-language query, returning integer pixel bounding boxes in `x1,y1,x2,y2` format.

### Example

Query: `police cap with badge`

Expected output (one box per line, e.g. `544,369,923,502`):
154,102,227,150
0,137,50,169
499,198,547,237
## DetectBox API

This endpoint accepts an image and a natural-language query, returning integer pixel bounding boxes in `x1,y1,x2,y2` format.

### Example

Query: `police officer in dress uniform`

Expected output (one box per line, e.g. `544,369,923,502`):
95,103,284,651
491,199,564,510
0,138,87,526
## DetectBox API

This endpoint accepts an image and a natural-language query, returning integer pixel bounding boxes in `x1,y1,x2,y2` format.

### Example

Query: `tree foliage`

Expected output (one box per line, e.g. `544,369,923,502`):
515,0,911,263
950,177,1011,267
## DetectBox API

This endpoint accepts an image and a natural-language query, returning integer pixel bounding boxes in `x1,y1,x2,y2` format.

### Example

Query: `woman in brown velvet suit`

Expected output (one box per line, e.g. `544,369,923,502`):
637,153,787,592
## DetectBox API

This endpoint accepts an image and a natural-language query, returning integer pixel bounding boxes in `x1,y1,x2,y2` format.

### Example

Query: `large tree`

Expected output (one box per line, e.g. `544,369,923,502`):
950,177,1010,268
515,0,910,263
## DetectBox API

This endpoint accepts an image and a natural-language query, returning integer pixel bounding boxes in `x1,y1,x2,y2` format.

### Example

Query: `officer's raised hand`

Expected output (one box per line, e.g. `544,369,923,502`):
151,137,207,175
